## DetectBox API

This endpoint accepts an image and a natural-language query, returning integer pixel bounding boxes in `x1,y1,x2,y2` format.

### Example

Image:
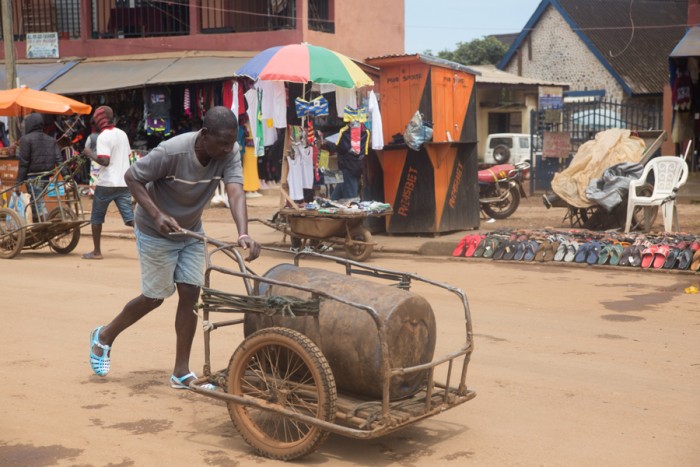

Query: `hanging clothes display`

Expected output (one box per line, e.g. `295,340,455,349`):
331,122,370,201
256,80,287,129
368,90,384,150
144,87,172,137
335,86,358,119
145,87,171,118
244,88,265,156
243,143,261,192
295,96,330,118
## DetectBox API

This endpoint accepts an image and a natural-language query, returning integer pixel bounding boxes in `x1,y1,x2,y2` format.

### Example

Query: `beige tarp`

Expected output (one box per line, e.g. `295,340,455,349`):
551,129,646,208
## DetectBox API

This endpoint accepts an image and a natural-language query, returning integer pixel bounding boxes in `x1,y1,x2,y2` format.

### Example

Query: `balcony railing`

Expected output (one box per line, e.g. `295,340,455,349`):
92,0,189,39
200,0,295,34
1,0,300,41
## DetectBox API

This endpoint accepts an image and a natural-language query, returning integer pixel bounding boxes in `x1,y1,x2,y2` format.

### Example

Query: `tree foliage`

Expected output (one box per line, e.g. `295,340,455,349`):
431,36,509,66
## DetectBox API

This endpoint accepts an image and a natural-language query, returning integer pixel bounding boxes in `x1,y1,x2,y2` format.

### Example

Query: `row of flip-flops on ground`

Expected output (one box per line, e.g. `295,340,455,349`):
452,230,700,271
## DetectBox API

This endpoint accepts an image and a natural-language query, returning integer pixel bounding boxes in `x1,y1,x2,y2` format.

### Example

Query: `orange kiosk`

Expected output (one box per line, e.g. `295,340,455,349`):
366,54,479,234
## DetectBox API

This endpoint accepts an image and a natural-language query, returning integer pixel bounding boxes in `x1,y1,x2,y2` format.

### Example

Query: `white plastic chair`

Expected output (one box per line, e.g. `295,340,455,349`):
624,156,689,233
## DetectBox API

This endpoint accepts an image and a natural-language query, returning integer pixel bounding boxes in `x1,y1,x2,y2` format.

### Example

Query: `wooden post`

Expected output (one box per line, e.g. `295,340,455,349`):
1,0,18,141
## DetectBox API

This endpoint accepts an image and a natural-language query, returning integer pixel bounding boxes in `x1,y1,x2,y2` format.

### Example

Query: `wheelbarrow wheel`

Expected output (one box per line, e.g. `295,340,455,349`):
227,327,337,461
345,227,373,262
0,208,25,259
47,208,81,254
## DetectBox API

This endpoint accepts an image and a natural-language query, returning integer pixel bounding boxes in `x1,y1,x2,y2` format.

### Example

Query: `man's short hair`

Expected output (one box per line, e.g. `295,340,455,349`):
203,106,238,134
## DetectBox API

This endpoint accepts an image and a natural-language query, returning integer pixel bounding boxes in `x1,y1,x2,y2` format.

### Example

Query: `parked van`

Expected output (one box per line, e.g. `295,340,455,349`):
482,133,539,165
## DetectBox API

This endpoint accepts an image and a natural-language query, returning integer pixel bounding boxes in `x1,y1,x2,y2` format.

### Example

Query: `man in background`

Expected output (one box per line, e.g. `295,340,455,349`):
82,106,134,260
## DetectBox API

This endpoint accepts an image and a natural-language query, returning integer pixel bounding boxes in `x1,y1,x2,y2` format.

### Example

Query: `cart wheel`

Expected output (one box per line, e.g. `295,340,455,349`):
345,227,373,262
0,208,25,259
227,327,336,460
47,208,81,254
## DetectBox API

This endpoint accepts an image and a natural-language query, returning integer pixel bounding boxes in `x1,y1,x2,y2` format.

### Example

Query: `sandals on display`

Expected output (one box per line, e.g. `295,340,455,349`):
640,244,658,269
652,244,670,269
564,241,579,262
609,243,626,266
472,237,488,258
586,241,601,265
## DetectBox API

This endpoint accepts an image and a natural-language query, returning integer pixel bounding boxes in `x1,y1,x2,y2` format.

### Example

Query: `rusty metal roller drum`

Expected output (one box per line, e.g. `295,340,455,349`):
245,264,437,400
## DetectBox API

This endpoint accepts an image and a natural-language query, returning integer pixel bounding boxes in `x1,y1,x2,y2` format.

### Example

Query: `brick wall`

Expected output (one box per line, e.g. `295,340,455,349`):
503,5,626,101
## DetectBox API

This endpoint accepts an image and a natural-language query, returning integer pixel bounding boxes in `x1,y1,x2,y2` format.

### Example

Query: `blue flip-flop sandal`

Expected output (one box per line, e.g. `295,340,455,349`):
89,326,111,376
170,372,217,391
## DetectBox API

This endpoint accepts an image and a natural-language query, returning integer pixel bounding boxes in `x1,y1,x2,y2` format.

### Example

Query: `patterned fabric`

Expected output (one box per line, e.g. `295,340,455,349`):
295,96,329,118
183,87,191,117
342,105,368,123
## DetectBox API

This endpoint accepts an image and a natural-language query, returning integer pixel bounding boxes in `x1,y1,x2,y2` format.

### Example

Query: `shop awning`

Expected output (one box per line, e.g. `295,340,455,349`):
44,58,178,94
149,56,250,85
44,54,252,95
0,61,78,90
670,26,700,58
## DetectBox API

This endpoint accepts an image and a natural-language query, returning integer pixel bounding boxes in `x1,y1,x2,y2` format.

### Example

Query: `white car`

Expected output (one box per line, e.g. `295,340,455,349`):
483,133,539,165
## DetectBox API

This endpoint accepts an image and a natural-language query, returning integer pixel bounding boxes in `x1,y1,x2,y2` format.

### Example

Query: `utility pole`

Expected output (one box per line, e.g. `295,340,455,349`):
1,0,18,142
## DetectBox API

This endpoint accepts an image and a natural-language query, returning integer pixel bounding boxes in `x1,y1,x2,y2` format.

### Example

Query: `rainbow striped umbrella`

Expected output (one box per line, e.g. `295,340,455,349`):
236,43,374,89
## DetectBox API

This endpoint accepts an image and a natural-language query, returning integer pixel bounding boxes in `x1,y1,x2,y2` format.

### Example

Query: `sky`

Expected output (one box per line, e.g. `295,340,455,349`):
404,0,542,54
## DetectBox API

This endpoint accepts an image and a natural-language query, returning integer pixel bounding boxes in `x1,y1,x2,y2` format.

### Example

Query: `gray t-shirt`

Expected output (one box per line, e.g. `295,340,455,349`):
129,131,243,238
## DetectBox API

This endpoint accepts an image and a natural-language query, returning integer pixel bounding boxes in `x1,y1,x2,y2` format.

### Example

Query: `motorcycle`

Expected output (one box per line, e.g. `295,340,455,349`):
478,161,530,220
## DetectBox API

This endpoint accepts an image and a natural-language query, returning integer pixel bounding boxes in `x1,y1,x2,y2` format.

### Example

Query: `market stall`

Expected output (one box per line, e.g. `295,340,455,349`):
366,54,480,234
235,43,388,247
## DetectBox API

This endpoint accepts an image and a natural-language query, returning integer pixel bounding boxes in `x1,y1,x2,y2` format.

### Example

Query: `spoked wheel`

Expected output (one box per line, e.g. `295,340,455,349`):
227,327,337,461
47,208,81,254
0,208,26,259
481,185,521,220
345,227,373,262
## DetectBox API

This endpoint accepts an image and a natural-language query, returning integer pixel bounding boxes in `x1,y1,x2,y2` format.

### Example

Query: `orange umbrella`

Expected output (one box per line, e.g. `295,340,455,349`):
0,87,92,116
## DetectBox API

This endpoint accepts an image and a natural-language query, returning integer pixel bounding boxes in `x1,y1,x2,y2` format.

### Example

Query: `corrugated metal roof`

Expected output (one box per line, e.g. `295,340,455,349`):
365,53,481,75
470,64,569,87
671,25,700,57
0,60,78,90
556,0,687,95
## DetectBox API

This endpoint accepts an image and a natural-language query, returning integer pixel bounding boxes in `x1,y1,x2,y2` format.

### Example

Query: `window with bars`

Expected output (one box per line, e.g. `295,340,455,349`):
309,0,333,33
0,0,81,40
91,0,189,39
200,0,296,34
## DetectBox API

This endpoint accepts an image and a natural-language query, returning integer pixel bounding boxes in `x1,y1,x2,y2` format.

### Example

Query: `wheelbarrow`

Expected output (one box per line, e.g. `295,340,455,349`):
253,207,393,262
174,229,476,461
0,155,88,259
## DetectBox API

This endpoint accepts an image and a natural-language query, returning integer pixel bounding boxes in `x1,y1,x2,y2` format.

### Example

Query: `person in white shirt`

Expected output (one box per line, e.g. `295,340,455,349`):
81,106,134,259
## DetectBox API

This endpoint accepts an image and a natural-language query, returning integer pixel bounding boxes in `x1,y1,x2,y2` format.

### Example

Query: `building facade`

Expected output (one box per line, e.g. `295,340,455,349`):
1,0,404,62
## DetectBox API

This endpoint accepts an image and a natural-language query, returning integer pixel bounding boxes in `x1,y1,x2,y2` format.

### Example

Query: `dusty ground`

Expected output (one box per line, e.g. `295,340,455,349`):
0,192,699,466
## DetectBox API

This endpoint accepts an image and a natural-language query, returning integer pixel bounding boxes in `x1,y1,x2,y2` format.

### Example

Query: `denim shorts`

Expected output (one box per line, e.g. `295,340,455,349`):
135,227,205,299
91,186,134,225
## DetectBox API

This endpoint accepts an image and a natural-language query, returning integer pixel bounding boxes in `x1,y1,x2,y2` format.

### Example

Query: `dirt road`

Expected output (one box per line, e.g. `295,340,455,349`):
1,224,699,466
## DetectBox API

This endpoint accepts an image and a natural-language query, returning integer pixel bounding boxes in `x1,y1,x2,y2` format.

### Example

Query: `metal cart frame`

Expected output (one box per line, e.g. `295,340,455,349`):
254,207,392,261
178,230,475,460
0,155,88,259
